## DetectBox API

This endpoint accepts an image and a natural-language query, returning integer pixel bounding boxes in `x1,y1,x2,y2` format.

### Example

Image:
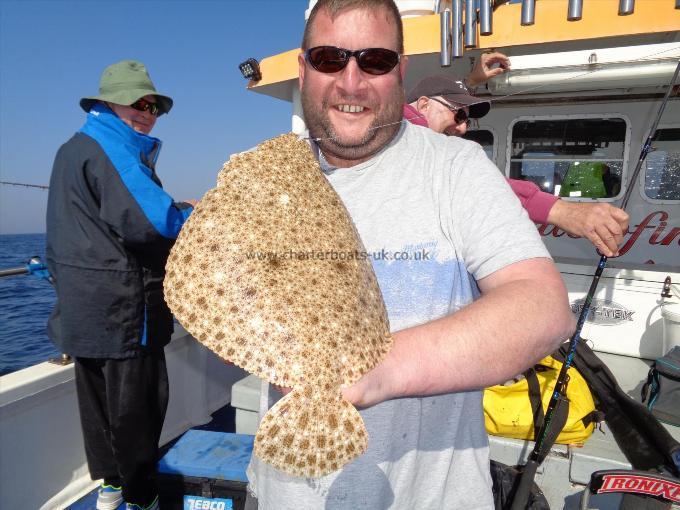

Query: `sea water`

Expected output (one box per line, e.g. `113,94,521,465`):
0,233,58,375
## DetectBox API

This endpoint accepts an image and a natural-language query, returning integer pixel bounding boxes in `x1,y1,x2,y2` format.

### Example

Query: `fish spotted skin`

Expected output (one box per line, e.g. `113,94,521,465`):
164,133,392,478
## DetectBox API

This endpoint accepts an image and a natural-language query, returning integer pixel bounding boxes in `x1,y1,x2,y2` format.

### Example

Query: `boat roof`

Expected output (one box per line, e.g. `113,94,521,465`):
247,0,680,102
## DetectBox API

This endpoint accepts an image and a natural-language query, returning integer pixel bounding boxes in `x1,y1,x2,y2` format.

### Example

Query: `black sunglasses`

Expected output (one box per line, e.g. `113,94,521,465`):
428,97,470,125
130,98,160,117
305,46,401,76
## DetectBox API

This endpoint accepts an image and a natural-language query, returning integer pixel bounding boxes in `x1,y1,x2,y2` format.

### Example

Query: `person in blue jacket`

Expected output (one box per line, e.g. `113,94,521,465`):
46,60,195,510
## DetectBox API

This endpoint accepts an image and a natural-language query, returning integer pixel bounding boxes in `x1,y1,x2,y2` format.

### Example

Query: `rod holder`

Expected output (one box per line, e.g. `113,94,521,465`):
521,0,535,26
452,0,463,57
568,0,583,20
618,0,634,15
479,0,493,35
464,0,477,48
440,9,452,67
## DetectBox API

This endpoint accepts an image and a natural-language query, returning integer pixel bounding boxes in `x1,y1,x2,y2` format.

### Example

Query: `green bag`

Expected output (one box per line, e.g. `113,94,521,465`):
559,161,607,198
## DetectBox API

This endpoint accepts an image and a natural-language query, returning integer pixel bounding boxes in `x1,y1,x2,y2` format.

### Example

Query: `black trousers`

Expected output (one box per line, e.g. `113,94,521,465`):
75,351,169,507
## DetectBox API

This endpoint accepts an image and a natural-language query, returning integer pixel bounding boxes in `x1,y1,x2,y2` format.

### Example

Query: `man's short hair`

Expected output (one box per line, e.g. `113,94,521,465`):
302,0,404,54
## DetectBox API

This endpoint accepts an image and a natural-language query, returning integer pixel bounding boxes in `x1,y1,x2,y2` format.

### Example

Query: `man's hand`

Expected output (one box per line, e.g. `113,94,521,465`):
273,382,378,408
466,51,511,88
183,199,198,207
547,200,630,257
341,352,399,409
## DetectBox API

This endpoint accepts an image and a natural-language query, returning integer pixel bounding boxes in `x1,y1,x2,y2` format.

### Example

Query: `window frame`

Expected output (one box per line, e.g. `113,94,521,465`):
505,113,632,202
640,123,680,205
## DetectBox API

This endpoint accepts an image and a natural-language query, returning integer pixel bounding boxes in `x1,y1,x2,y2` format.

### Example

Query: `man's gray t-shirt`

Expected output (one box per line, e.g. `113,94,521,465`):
247,122,550,509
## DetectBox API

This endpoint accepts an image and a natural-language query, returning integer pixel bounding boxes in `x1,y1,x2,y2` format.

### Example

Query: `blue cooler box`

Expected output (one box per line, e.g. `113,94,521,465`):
158,430,254,510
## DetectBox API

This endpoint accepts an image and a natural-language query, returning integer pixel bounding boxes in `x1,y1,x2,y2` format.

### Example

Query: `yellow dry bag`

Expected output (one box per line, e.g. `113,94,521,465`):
484,355,600,445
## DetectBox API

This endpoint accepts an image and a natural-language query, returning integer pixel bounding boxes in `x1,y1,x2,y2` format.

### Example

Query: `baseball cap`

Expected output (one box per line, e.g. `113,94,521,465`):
406,75,490,118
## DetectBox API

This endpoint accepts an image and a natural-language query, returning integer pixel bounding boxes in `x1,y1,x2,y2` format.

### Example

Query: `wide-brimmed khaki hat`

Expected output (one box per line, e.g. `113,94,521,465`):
407,75,490,118
80,60,173,115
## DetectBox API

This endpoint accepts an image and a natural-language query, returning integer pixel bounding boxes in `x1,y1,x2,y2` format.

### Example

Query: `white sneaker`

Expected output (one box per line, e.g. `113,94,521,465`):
96,484,123,510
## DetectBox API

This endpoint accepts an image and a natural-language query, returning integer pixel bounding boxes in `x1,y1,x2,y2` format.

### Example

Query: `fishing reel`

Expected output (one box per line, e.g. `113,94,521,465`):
0,255,52,282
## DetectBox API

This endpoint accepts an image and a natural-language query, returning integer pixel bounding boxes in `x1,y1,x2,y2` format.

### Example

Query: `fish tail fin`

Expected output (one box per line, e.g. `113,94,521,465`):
254,387,367,478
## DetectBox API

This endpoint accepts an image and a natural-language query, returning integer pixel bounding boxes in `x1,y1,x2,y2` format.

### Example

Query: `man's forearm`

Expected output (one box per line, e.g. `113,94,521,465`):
344,261,575,408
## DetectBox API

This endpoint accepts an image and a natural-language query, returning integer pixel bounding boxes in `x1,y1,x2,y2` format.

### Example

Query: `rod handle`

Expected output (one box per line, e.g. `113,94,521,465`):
510,459,540,510
0,266,29,278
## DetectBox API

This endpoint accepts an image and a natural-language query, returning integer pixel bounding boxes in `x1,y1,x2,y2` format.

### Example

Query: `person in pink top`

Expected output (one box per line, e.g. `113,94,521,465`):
404,57,629,258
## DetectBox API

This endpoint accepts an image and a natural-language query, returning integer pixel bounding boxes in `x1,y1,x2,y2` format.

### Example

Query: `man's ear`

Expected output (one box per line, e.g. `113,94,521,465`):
298,52,306,91
416,96,429,112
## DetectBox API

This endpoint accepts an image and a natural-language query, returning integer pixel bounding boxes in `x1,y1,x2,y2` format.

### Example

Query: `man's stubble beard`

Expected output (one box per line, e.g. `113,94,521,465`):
302,83,405,164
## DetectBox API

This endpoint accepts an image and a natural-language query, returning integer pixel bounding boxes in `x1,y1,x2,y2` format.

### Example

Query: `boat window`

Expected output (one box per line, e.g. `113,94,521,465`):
463,129,494,160
645,127,680,201
509,118,626,199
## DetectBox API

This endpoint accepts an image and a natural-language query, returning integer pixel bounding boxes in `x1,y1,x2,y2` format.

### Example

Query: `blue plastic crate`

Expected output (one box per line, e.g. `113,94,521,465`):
159,430,253,481
158,430,254,510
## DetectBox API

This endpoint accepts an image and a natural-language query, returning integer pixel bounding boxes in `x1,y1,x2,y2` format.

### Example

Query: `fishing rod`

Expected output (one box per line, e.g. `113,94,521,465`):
0,181,49,190
510,58,680,510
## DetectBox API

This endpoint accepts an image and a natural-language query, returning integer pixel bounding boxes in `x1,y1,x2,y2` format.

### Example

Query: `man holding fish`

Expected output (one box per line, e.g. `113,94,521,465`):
244,0,575,509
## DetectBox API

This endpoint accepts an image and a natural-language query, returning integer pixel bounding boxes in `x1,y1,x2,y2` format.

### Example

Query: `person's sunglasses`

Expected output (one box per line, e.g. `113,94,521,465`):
305,46,401,76
130,98,161,117
429,97,470,125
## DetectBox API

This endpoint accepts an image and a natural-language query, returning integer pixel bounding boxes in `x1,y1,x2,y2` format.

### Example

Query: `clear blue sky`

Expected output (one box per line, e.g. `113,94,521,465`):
0,0,309,234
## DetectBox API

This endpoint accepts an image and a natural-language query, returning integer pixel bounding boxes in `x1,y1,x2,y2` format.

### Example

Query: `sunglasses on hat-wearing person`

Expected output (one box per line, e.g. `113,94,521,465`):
129,98,161,117
428,97,470,125
304,46,401,75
